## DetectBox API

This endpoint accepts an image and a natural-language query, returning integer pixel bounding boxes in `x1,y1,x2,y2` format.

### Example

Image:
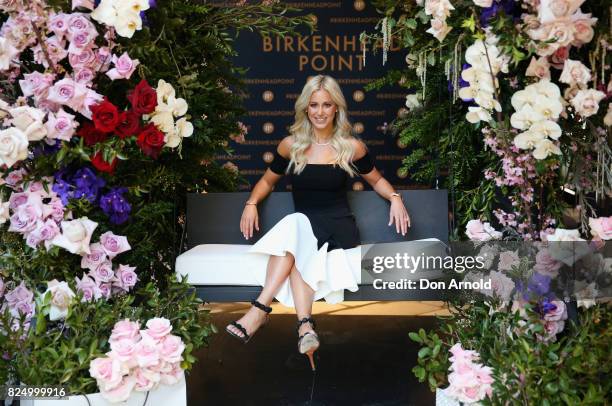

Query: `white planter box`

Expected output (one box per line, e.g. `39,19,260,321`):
20,373,186,406
436,387,460,406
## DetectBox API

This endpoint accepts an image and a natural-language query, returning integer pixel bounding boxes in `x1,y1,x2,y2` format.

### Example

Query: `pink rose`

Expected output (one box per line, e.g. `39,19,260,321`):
99,231,131,259
79,89,104,119
95,47,112,72
19,72,54,97
8,192,28,209
549,46,569,68
588,216,612,240
543,300,567,321
571,89,606,117
534,248,562,276
46,109,77,141
81,242,108,271
5,168,26,188
525,56,551,79
9,198,44,234
89,357,126,391
113,264,138,292
158,334,185,363
497,250,520,271
90,261,114,283
571,10,597,46
4,281,33,307
66,13,93,37
99,376,136,403
109,338,137,365
48,13,68,39
98,282,112,299
75,273,102,302
110,319,141,344
68,47,96,69
72,0,95,10
160,362,184,385
465,219,502,241
27,219,60,249
43,197,65,223
73,68,95,84
559,59,591,86
47,78,88,111
67,30,96,54
133,367,158,392
134,337,160,368
142,317,172,341
106,52,139,81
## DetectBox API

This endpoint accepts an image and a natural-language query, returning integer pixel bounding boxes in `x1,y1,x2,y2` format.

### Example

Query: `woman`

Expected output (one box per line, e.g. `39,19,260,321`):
225,75,410,370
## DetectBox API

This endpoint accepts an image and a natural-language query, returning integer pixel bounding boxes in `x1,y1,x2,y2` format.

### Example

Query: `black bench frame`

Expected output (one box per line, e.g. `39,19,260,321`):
182,190,449,301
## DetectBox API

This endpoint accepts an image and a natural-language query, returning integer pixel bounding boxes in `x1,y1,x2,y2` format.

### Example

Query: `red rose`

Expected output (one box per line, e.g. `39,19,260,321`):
116,110,141,139
127,79,157,115
136,123,165,159
91,152,118,174
78,122,109,146
90,99,120,133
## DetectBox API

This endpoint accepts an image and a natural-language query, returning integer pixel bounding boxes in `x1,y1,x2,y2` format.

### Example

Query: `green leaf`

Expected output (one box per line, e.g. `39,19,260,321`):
413,366,426,381
418,347,432,359
405,18,417,30
432,343,441,357
461,15,476,33
409,332,423,343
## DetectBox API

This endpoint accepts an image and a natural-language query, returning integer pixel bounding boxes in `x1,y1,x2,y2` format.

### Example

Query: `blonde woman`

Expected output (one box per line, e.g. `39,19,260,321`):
225,75,410,370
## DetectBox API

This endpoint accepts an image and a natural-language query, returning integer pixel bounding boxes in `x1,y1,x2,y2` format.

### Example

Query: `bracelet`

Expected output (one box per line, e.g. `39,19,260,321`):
245,201,257,206
390,192,402,201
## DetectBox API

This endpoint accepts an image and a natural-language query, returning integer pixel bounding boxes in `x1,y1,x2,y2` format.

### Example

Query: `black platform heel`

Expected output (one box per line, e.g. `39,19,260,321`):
297,317,319,371
225,299,272,344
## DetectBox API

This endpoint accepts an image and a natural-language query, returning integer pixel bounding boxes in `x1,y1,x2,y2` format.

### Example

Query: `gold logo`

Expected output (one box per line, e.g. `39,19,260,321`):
263,122,275,134
353,122,364,134
397,139,408,149
263,151,274,163
354,0,366,11
397,167,409,179
353,90,365,102
352,181,364,191
397,107,409,118
262,90,274,102
309,14,318,26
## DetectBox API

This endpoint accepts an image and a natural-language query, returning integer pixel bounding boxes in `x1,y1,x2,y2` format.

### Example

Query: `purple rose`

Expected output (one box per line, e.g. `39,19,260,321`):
90,261,114,283
75,273,102,302
81,242,108,271
113,264,138,292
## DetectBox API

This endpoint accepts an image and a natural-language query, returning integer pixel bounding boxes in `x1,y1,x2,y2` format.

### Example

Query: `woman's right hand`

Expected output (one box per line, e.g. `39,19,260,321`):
240,205,259,240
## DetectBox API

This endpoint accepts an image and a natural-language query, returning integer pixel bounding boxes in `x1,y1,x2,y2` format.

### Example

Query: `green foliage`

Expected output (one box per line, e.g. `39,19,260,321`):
410,303,612,404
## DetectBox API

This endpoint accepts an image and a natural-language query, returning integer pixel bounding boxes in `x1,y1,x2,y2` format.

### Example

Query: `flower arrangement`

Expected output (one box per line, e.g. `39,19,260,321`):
89,318,185,403
364,0,611,402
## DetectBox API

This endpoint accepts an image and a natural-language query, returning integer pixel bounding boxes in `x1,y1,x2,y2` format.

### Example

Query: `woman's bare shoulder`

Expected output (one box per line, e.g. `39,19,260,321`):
349,137,367,160
277,135,295,158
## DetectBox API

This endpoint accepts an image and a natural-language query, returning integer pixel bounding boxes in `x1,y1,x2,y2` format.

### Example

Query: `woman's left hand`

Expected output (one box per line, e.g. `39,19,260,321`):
389,197,411,236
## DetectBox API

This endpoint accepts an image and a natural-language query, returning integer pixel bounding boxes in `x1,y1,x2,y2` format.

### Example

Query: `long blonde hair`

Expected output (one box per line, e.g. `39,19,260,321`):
287,75,357,177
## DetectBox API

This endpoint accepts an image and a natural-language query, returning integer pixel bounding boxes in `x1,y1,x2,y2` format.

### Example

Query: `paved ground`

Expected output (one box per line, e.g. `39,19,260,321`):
187,302,447,406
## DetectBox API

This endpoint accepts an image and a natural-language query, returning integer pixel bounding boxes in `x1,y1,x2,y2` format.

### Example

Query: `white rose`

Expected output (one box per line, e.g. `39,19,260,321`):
426,18,452,42
473,0,493,7
0,198,9,224
9,106,45,132
51,217,98,255
570,89,606,117
0,127,29,168
175,117,193,138
44,279,76,321
559,59,591,86
532,139,562,160
150,110,175,133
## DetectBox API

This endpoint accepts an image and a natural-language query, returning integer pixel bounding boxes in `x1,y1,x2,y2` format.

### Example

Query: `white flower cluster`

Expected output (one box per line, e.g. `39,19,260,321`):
90,0,150,38
148,80,194,148
423,0,454,42
460,39,506,124
511,80,564,160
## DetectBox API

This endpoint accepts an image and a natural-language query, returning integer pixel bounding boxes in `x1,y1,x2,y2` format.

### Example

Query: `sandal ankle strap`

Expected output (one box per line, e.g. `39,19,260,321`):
251,299,272,314
296,316,316,331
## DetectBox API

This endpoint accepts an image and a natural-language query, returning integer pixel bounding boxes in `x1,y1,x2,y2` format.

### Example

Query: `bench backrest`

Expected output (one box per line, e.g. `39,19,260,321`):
185,190,448,248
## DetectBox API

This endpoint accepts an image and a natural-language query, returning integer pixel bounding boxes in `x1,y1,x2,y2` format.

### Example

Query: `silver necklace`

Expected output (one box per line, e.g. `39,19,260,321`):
314,138,331,146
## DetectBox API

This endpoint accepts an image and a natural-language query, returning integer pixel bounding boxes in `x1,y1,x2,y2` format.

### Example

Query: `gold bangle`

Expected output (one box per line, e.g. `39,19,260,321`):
245,201,257,206
390,193,402,201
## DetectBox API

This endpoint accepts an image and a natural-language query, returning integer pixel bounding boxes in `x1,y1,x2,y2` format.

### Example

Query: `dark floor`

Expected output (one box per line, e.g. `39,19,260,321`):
187,313,438,406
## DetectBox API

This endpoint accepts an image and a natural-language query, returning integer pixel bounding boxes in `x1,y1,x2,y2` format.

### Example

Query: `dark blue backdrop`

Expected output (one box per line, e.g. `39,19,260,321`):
220,0,423,192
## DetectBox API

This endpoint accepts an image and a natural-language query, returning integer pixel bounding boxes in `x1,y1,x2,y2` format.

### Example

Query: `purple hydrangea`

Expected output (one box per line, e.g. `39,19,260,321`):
480,0,519,27
100,187,131,225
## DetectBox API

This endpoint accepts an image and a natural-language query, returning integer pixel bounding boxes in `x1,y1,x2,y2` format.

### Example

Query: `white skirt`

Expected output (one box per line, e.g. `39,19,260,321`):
247,213,361,307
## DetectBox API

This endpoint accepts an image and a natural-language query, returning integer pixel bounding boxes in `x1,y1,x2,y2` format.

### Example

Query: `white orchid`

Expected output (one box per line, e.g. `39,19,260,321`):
513,130,546,150
533,139,562,160
466,106,492,123
511,106,545,130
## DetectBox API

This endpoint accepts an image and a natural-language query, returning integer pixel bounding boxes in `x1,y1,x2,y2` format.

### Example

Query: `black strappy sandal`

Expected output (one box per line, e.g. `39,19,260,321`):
297,317,320,371
225,299,272,344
